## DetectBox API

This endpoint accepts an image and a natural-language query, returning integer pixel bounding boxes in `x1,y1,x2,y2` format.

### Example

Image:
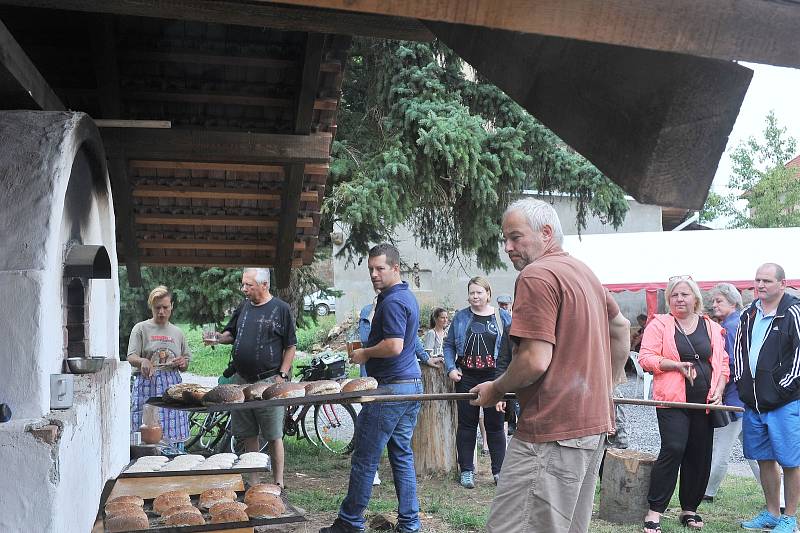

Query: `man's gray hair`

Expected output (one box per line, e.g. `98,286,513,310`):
710,282,743,310
504,198,564,246
245,267,270,285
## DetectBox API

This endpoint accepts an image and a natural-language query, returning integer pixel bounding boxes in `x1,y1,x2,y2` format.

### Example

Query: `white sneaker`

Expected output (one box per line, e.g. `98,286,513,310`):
373,472,381,485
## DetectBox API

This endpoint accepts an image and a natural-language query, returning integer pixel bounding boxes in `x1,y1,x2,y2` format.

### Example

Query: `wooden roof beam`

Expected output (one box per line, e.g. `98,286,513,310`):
136,256,305,268
272,0,800,69
137,239,307,252
107,154,142,286
0,18,64,110
134,214,314,228
133,185,319,203
276,32,325,288
4,0,432,42
101,129,332,164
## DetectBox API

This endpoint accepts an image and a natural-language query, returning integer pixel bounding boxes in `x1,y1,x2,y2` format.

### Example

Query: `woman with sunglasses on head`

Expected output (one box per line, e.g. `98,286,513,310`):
639,276,729,533
444,277,512,488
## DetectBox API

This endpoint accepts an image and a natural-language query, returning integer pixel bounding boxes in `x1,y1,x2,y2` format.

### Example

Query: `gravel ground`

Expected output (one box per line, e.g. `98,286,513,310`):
618,372,755,478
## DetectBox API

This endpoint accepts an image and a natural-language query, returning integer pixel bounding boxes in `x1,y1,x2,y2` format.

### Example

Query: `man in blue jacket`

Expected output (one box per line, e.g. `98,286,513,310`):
735,263,800,533
321,243,423,533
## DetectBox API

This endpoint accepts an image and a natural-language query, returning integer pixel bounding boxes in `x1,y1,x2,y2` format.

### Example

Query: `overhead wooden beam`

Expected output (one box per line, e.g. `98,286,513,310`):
119,49,298,69
101,129,332,164
134,214,314,228
95,120,171,129
107,155,142,286
0,18,64,110
2,0,433,42
270,0,800,69
121,90,294,108
129,160,285,174
428,23,752,209
132,185,319,203
138,239,306,251
136,255,304,268
276,32,325,288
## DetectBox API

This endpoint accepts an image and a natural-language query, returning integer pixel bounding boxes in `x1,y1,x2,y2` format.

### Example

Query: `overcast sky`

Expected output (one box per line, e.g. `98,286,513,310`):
711,62,800,192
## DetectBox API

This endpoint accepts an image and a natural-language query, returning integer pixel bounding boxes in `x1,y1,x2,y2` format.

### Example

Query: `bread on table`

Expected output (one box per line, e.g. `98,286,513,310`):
243,382,271,401
153,491,191,514
341,377,378,393
209,500,248,517
106,510,149,532
304,380,342,395
182,386,211,404
164,383,208,403
203,384,245,405
104,503,142,518
246,483,282,496
166,511,205,526
211,508,250,523
199,487,237,509
245,498,285,519
244,491,284,512
105,495,144,508
162,504,201,520
262,382,306,400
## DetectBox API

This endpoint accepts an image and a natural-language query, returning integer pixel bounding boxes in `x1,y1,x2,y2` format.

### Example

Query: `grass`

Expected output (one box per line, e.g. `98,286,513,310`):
296,315,337,352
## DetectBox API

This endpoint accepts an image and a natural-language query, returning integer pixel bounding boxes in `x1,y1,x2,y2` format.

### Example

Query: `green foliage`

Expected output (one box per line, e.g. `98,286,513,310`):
181,324,232,377
702,110,799,228
295,316,336,352
326,38,629,271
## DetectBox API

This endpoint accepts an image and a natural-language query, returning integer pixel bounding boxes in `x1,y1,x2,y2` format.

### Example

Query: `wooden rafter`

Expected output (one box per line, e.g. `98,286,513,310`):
107,155,142,285
275,32,325,289
134,214,314,228
132,185,319,203
3,0,433,42
135,256,305,268
0,18,64,110
137,240,307,251
129,160,285,174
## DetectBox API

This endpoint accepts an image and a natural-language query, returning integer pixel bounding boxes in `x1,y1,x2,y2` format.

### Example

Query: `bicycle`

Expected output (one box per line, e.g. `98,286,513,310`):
185,353,357,455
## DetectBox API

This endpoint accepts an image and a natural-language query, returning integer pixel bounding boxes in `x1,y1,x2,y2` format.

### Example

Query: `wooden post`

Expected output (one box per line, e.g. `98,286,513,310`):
411,365,458,476
599,448,658,524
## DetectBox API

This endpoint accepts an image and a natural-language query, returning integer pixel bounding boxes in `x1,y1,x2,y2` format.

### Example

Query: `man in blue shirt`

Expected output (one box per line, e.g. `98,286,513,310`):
735,263,800,533
321,243,423,533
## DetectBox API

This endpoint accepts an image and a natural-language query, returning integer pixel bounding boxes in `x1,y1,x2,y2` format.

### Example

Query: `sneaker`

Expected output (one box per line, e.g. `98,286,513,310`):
459,470,475,489
373,472,381,486
773,515,798,533
493,473,500,485
741,510,780,530
319,517,366,533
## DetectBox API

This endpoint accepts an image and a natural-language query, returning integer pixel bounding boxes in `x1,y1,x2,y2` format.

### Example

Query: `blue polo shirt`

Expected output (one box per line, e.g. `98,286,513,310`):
364,282,422,382
749,300,776,378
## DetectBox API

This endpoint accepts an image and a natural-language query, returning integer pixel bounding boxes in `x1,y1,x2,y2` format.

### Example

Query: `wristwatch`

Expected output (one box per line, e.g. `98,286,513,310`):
278,371,290,380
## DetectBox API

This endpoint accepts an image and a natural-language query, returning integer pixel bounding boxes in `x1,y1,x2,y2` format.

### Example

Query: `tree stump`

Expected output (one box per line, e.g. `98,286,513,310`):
411,365,458,475
599,448,657,524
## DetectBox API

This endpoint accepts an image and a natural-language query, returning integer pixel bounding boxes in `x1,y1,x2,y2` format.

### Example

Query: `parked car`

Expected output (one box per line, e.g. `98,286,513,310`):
303,290,337,316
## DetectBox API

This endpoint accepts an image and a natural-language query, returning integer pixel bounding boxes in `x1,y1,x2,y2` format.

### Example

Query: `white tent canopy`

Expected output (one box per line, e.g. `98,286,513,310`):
562,227,800,291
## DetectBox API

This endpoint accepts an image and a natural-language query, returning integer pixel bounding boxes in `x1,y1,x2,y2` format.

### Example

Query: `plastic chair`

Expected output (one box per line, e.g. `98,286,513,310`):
629,352,653,399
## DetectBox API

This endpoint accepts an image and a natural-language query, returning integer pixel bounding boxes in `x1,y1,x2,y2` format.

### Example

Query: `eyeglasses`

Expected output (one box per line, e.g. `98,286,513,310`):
669,275,693,282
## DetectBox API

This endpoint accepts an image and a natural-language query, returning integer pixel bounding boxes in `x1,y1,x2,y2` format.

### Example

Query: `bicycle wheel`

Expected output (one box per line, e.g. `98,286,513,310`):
315,403,356,454
185,412,229,454
229,432,269,454
299,405,321,447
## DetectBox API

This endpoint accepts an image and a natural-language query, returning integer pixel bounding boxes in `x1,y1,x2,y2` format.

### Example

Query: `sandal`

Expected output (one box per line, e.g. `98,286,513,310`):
680,513,703,530
643,520,661,533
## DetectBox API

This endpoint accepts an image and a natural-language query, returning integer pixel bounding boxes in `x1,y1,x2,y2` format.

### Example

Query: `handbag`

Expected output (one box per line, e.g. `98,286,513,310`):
675,319,730,429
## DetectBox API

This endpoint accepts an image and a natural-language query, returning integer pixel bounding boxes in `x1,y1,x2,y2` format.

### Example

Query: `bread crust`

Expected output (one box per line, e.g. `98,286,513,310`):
106,511,149,532
341,377,378,393
246,483,282,496
165,511,205,526
105,495,144,508
153,491,191,514
199,488,237,509
209,500,248,517
162,504,201,519
242,382,270,401
304,380,342,395
211,508,250,523
203,384,245,405
245,499,285,519
104,503,142,518
164,383,209,403
262,382,306,400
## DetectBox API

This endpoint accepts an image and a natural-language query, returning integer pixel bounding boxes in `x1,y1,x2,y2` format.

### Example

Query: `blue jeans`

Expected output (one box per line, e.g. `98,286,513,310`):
339,380,423,531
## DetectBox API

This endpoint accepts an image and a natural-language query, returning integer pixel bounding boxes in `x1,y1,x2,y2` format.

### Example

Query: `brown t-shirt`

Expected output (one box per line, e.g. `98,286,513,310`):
510,250,619,443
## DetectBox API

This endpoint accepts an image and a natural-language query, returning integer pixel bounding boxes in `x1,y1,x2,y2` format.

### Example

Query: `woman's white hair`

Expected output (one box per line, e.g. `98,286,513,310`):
504,198,564,246
245,267,270,285
710,282,743,310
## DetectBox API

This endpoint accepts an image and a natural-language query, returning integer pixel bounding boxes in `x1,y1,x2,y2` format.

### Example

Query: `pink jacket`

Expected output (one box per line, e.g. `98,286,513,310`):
638,314,730,404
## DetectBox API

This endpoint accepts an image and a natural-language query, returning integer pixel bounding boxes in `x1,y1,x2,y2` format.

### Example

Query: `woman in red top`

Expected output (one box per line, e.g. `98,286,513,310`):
639,276,729,532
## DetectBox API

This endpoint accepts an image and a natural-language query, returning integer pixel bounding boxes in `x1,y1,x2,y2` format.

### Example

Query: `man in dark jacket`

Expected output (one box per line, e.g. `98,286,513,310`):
734,263,800,533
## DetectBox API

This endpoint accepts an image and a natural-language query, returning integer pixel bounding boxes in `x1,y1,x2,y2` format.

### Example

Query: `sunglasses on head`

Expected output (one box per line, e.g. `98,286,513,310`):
669,274,693,282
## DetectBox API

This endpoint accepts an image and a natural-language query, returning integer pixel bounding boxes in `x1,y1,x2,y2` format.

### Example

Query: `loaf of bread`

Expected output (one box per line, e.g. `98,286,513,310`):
182,386,211,404
209,500,248,517
244,491,284,508
166,511,205,526
105,495,144,508
153,491,191,514
164,383,209,403
247,483,282,496
243,382,271,401
199,488,237,509
162,504,201,520
341,377,378,393
262,382,306,400
203,384,245,405
211,508,250,523
104,503,142,518
305,380,342,395
106,510,149,532
245,498,285,519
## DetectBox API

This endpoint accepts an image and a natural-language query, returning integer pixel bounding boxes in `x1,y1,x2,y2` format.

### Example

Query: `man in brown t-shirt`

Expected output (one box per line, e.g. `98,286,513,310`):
471,198,630,533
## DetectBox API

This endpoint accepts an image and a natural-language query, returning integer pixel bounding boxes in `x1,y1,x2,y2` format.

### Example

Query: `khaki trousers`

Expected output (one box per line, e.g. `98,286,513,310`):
486,433,605,533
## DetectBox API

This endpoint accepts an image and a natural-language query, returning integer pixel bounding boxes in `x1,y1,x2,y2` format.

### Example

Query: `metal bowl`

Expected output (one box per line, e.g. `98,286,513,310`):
66,357,106,374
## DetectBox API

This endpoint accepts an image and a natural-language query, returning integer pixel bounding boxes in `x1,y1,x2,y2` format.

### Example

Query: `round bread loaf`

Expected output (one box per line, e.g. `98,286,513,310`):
162,504,201,519
199,488,237,509
164,383,208,402
211,508,250,523
166,511,205,526
153,491,191,514
247,483,282,496
242,382,271,401
104,503,142,518
262,382,306,400
209,500,248,516
203,384,245,405
244,491,284,509
305,380,342,395
341,377,378,393
106,495,144,508
245,499,285,519
106,510,149,532
182,386,211,404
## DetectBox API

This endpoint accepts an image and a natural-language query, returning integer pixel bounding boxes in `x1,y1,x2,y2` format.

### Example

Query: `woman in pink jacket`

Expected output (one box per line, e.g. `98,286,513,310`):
640,276,729,533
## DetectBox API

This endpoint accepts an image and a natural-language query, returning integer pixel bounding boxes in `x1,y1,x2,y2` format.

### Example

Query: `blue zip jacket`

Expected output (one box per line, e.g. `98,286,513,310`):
443,307,512,374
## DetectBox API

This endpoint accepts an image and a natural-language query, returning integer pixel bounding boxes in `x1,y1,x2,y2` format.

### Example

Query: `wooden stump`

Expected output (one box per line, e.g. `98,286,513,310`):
411,365,458,475
599,448,657,524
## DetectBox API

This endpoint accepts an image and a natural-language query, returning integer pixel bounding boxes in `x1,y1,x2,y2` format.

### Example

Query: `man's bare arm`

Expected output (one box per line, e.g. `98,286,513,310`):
609,312,631,386
493,338,553,394
362,338,404,358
